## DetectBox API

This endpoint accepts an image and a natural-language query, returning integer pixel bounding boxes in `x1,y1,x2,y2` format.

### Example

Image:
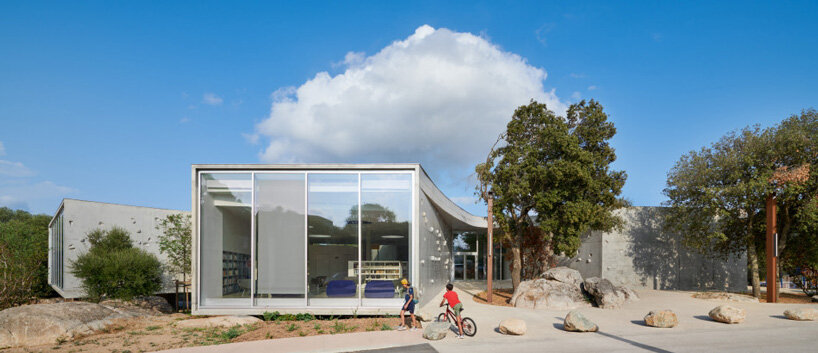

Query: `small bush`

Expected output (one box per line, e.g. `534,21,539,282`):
70,227,163,301
262,311,278,322
286,323,297,332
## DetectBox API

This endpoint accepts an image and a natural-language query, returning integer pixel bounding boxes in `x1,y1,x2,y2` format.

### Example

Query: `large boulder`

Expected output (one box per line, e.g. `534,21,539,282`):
582,277,639,309
708,305,746,324
423,321,450,340
510,279,592,310
644,310,678,328
175,316,261,329
783,308,818,321
100,296,173,317
542,267,583,287
0,302,124,348
563,310,598,332
498,318,527,335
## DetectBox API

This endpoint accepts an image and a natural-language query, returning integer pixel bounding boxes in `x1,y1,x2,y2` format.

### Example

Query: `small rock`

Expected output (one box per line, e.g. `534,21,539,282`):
563,310,598,332
423,321,450,340
783,308,818,321
498,318,527,335
644,310,678,328
708,305,746,324
812,295,818,303
542,267,584,287
175,315,261,329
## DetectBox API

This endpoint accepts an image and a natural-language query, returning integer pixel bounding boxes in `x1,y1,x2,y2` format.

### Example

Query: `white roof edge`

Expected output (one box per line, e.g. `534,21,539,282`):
418,166,487,230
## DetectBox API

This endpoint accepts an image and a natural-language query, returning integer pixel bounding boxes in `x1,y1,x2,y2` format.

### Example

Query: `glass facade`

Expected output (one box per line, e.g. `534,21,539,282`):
198,170,413,309
50,210,64,288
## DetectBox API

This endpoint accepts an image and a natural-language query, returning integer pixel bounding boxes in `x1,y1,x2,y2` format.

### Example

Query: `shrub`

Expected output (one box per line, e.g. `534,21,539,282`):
0,208,54,309
71,227,162,301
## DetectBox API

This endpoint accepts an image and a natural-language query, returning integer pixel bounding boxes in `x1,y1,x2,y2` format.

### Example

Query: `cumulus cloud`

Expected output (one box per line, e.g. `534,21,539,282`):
254,25,566,181
202,93,223,106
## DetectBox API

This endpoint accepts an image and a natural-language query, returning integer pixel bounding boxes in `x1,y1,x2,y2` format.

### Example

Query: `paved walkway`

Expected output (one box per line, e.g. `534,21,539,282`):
159,282,818,352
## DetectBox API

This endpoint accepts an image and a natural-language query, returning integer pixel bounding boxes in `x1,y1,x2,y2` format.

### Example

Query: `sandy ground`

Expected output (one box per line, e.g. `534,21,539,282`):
0,315,412,353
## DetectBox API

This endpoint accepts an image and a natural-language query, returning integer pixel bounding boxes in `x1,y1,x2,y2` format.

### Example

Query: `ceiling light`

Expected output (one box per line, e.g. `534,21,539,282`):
309,234,332,238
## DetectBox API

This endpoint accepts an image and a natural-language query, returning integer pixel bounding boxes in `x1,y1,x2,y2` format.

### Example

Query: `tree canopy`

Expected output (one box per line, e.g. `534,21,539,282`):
476,100,627,291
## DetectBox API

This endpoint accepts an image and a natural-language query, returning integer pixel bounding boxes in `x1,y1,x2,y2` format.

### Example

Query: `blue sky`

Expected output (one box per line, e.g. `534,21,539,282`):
1,1,817,216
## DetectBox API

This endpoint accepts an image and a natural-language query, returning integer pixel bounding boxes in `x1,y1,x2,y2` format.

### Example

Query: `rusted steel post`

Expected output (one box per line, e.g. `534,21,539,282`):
766,193,777,303
487,194,494,304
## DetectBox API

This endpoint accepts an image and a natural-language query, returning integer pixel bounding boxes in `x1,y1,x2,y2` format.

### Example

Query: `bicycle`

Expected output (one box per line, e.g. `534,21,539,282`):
437,303,477,336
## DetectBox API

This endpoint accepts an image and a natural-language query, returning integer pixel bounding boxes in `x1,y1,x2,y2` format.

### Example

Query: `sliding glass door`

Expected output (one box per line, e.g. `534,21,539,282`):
254,173,306,307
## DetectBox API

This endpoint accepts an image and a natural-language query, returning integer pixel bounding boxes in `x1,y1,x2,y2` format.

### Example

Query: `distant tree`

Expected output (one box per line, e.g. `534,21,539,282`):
0,208,55,309
71,227,162,301
664,110,818,299
156,214,192,281
476,100,628,292
663,127,772,297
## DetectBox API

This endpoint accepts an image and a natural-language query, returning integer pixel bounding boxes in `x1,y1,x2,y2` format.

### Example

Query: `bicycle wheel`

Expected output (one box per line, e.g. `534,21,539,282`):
437,313,450,323
461,317,477,336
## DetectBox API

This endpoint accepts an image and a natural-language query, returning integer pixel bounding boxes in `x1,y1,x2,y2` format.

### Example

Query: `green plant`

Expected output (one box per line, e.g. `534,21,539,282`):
380,323,391,331
286,323,297,332
219,327,241,341
145,326,160,331
70,227,163,301
298,331,307,337
313,323,321,330
262,311,278,322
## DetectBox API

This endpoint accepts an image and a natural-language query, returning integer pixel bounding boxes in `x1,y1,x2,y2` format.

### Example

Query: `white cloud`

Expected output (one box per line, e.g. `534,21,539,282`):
255,25,566,180
571,91,582,100
569,73,585,79
588,85,598,91
0,160,35,177
0,180,77,213
0,141,5,156
202,93,223,106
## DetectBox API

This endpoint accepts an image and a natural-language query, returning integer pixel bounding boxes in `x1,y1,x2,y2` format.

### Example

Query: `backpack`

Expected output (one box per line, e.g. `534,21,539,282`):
411,287,420,304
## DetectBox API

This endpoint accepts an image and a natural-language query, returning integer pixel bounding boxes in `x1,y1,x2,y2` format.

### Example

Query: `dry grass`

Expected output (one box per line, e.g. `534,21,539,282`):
472,288,514,307
0,315,407,353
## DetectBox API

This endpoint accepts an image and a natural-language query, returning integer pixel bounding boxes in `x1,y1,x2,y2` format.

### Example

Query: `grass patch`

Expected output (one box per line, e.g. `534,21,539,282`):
145,325,161,331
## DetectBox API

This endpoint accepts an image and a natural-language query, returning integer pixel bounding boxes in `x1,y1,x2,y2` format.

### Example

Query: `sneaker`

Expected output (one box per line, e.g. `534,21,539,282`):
410,327,418,331
397,326,406,331
458,334,464,339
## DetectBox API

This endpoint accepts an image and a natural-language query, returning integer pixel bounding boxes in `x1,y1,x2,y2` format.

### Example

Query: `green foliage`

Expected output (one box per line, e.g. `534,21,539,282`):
476,100,627,289
663,109,818,297
262,311,316,322
0,207,55,309
70,227,163,301
286,323,297,332
156,213,192,280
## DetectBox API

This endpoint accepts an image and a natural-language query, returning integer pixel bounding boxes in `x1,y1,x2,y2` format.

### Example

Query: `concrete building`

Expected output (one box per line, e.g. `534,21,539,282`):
48,199,189,298
562,207,747,292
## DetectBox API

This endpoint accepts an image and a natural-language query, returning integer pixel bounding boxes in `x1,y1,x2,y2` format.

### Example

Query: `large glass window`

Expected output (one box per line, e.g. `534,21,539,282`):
307,174,359,306
360,174,412,306
200,173,252,306
254,173,306,307
50,211,64,288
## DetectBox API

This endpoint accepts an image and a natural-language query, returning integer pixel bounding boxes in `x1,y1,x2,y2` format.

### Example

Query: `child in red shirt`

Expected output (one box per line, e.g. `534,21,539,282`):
439,283,465,338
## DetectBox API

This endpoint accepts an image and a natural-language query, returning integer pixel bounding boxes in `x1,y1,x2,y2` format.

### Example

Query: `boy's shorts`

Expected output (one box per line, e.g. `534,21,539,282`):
403,301,415,313
452,303,463,317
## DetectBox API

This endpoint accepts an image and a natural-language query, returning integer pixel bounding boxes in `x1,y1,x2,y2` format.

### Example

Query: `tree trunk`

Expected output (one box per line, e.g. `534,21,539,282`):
510,234,523,293
748,240,761,298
